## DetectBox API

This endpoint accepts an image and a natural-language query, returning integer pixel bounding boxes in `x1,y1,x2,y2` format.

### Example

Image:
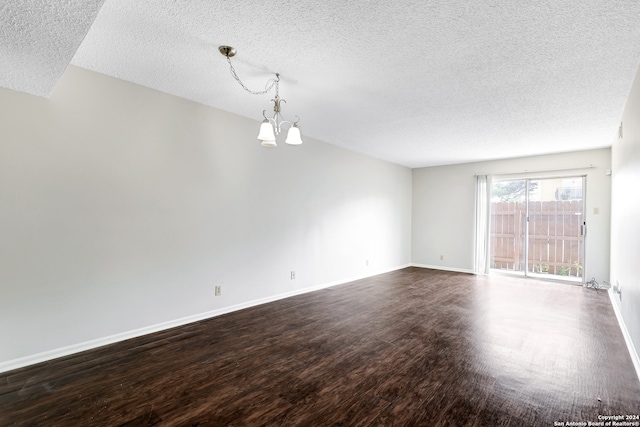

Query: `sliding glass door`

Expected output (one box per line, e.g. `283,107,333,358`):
490,177,585,282
527,177,585,280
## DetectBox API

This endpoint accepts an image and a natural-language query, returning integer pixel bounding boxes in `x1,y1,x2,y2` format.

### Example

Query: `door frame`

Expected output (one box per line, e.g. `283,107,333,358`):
489,174,587,284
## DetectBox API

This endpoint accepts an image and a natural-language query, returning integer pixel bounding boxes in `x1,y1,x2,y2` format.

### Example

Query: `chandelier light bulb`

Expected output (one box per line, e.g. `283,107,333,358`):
285,124,303,145
257,120,276,141
261,139,277,148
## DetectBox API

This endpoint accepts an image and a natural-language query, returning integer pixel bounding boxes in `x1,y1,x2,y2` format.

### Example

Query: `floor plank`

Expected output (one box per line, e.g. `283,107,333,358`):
1,267,638,426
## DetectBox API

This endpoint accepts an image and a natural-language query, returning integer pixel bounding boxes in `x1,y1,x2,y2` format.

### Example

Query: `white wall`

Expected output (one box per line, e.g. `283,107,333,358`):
0,66,412,369
412,149,612,282
611,65,640,367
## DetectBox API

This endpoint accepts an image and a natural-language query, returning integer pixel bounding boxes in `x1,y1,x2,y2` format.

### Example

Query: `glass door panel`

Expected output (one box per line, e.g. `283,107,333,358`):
490,180,527,274
527,178,584,281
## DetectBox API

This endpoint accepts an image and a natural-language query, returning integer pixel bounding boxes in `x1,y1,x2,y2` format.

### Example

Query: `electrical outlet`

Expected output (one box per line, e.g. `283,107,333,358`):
366,259,369,266
215,285,222,296
290,271,296,280
440,255,444,261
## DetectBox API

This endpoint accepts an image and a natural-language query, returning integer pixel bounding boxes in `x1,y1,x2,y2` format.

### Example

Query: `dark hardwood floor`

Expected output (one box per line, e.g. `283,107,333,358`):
1,267,639,426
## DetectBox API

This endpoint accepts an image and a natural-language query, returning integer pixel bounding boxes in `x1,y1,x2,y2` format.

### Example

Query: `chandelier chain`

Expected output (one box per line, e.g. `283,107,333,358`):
226,56,279,96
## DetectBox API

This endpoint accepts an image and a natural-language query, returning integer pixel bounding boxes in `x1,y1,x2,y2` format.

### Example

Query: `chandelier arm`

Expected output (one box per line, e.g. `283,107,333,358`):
266,99,298,130
277,107,298,126
262,113,280,134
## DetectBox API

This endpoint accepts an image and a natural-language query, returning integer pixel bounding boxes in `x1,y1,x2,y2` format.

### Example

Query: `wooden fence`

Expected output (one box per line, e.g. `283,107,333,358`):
490,200,583,277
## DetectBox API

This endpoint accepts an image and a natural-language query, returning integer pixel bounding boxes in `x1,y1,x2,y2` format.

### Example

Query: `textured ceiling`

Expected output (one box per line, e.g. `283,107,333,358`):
3,1,640,167
0,0,105,97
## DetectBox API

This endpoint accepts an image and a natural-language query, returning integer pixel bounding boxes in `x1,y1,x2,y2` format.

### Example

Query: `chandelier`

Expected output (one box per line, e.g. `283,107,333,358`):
219,46,303,147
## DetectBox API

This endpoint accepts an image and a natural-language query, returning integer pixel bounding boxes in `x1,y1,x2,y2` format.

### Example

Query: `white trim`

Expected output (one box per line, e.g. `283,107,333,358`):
0,264,410,374
411,263,475,274
608,290,640,383
477,165,594,178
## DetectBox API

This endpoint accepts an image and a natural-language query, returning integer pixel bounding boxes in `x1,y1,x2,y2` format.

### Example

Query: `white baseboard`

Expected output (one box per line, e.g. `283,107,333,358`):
608,289,640,383
411,263,475,274
0,264,411,374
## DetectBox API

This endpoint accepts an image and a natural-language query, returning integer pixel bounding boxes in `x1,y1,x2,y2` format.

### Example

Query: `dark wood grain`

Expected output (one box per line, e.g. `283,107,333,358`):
1,267,638,426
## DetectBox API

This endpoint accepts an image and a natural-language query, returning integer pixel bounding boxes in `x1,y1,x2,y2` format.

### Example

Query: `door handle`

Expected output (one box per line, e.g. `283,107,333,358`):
580,222,586,236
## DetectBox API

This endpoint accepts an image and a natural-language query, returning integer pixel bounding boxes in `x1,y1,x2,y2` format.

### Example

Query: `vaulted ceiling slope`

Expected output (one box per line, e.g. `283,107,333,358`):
2,1,640,168
0,0,105,97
